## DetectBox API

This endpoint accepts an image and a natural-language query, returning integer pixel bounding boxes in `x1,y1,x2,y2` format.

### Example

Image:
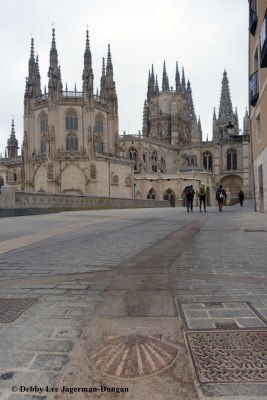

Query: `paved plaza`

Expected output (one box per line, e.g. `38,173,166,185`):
0,201,266,400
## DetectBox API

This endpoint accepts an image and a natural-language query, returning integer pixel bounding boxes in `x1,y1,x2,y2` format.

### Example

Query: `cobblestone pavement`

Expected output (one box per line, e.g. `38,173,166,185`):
0,202,266,400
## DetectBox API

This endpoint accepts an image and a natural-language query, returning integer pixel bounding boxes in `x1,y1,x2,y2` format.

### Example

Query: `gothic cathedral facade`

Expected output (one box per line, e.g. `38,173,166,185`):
120,66,252,206
0,29,252,206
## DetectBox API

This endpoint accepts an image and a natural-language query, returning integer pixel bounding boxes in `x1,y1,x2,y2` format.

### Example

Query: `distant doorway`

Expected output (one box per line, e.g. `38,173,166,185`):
163,188,176,207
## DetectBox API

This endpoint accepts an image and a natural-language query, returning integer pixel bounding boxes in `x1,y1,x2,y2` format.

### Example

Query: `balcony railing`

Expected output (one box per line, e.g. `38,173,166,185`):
260,10,267,67
249,70,259,107
249,0,258,35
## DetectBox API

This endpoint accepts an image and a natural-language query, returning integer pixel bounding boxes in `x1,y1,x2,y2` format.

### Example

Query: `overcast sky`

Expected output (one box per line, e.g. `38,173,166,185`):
0,0,248,155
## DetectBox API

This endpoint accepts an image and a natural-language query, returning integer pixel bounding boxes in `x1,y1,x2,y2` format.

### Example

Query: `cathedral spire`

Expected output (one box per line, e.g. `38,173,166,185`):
100,57,106,99
147,65,156,99
35,55,42,96
175,62,181,91
25,37,42,99
186,80,196,121
155,75,159,93
104,43,117,113
48,28,62,96
218,70,233,122
106,44,113,79
181,67,186,93
82,29,94,98
7,119,19,159
162,60,169,91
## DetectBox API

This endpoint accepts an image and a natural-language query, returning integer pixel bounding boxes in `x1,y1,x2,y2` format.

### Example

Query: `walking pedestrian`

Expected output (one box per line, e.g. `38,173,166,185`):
216,185,227,212
238,190,244,206
198,185,207,212
183,185,195,212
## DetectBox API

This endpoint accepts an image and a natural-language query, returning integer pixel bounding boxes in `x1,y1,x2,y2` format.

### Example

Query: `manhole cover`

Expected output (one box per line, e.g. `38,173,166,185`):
186,331,267,383
0,299,37,323
87,334,177,379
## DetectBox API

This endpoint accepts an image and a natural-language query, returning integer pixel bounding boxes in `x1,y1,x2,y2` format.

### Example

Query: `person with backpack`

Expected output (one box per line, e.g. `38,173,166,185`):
198,185,207,212
216,185,227,212
238,190,244,206
183,185,195,212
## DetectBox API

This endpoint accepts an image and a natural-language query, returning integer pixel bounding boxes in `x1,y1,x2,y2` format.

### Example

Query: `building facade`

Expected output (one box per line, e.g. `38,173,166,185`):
249,0,267,212
0,29,132,198
0,29,252,207
120,65,252,206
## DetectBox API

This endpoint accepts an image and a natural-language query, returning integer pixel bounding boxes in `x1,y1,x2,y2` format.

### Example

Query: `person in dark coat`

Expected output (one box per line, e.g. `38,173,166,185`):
238,190,244,206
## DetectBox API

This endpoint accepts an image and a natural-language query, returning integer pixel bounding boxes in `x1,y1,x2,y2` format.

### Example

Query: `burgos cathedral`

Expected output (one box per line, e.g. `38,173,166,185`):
0,29,252,207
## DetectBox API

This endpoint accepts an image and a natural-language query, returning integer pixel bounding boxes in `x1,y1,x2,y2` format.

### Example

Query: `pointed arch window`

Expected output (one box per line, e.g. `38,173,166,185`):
128,147,137,170
40,114,48,134
95,114,104,133
66,111,78,130
147,188,156,199
41,138,46,154
66,132,78,152
203,151,213,171
227,148,237,170
96,138,104,153
152,151,158,172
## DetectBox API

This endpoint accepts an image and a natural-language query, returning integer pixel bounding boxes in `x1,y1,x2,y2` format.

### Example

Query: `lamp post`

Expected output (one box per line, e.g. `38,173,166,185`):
225,121,234,139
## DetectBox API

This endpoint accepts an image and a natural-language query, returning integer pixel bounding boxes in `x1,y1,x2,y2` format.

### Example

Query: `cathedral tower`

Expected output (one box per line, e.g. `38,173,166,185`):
212,70,239,142
142,61,202,146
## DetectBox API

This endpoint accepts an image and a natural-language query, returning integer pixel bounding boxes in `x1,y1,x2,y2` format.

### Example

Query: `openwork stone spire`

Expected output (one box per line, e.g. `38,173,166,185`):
48,28,62,95
25,38,42,98
162,60,169,91
218,70,233,122
82,29,94,98
186,80,196,122
7,119,19,158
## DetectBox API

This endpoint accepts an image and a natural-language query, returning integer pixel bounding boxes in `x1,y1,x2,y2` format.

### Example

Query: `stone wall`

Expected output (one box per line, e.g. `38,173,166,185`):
0,186,169,211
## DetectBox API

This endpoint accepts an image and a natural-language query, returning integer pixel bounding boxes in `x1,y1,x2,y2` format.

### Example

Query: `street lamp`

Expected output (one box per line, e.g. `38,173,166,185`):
225,121,234,138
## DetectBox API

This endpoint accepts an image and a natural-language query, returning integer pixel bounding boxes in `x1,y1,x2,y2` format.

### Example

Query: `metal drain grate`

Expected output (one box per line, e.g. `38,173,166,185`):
186,331,267,383
178,301,267,330
0,298,37,323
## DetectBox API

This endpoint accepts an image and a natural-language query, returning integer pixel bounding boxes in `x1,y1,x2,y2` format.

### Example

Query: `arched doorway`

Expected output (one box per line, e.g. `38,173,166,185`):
220,175,242,197
163,188,176,207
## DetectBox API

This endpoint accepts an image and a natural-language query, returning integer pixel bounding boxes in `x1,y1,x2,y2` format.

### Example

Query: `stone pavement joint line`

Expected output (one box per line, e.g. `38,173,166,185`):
0,217,117,255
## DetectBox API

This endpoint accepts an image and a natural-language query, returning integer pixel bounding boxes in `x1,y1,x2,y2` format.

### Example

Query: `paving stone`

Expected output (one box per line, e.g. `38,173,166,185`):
30,354,70,371
0,352,34,368
53,327,82,339
0,370,59,389
16,339,74,353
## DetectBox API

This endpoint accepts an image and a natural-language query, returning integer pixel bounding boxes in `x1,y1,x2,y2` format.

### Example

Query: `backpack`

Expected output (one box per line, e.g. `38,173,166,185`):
199,187,205,196
184,186,193,197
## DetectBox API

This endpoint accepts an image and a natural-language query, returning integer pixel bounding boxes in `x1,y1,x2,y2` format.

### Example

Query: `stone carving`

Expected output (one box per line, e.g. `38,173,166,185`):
125,176,131,186
87,334,177,379
90,164,97,180
111,172,119,184
47,163,54,180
